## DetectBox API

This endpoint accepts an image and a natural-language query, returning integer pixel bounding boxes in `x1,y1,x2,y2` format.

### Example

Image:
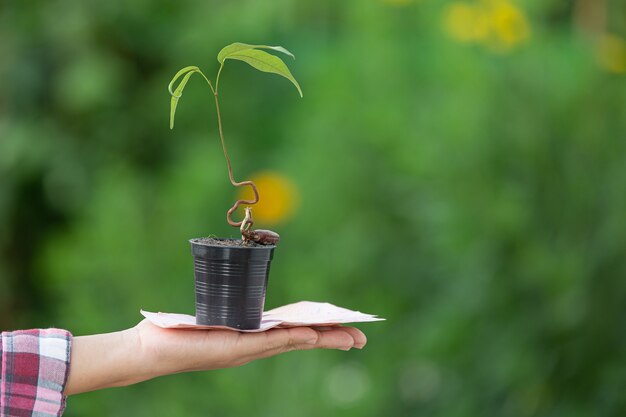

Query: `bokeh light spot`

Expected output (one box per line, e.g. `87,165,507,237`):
444,0,530,52
444,3,488,43
489,0,530,49
326,362,371,406
597,34,626,74
398,361,442,404
237,171,299,226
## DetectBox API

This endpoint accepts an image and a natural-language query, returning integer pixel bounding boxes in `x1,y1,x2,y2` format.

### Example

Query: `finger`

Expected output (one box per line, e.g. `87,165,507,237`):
289,328,355,351
256,326,357,356
310,326,339,331
336,327,367,349
237,327,319,355
265,327,321,350
310,326,366,348
304,327,363,349
249,328,356,363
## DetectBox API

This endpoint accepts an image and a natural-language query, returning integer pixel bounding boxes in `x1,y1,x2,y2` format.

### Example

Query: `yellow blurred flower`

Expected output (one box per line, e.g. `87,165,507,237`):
443,0,530,52
444,3,489,43
596,34,626,74
488,0,530,50
237,171,299,225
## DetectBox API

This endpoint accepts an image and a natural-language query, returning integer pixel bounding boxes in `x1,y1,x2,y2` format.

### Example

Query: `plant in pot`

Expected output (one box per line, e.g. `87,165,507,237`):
168,42,302,330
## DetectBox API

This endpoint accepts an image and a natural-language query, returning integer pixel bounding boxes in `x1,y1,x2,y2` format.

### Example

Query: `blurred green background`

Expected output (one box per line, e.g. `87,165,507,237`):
2,0,626,416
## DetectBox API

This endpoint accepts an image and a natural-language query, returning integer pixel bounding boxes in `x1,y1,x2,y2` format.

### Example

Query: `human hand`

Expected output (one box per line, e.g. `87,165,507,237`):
65,320,366,395
134,319,367,375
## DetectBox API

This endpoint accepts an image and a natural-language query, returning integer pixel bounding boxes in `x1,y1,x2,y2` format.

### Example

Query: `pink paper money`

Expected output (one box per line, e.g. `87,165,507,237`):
141,301,385,333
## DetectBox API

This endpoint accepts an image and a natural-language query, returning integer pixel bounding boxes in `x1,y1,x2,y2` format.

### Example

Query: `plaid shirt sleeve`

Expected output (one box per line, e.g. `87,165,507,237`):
0,329,72,417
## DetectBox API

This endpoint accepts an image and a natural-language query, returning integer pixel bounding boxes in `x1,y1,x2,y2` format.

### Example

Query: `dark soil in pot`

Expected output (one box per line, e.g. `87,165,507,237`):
194,237,266,247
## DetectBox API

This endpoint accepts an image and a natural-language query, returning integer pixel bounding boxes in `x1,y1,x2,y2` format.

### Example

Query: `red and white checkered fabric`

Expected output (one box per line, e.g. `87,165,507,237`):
1,329,72,417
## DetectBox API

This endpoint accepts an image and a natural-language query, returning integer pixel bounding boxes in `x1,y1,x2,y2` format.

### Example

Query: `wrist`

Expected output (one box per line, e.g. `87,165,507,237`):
133,321,185,379
116,327,156,386
66,328,154,395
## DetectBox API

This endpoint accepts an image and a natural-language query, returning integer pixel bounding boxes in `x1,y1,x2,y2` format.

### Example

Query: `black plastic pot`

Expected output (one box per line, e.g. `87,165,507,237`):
190,238,276,330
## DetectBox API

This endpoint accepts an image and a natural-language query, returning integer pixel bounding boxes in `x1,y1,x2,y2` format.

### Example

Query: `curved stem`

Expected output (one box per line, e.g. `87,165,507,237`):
213,90,259,227
201,72,216,95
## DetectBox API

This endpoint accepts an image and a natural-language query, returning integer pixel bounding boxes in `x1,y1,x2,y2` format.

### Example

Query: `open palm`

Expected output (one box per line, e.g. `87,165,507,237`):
134,319,367,375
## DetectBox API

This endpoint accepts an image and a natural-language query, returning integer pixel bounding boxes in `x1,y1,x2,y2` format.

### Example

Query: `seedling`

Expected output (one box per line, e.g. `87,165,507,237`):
168,42,302,245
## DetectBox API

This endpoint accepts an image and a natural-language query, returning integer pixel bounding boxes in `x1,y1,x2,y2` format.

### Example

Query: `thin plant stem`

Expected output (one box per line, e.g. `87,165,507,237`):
215,63,224,94
172,65,259,228
212,82,259,227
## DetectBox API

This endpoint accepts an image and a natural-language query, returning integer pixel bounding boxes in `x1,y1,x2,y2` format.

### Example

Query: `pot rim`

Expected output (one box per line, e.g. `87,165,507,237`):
189,237,277,250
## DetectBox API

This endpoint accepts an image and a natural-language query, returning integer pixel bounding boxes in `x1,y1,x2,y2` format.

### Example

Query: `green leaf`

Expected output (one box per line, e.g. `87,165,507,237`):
217,42,295,64
221,49,303,97
168,66,206,129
